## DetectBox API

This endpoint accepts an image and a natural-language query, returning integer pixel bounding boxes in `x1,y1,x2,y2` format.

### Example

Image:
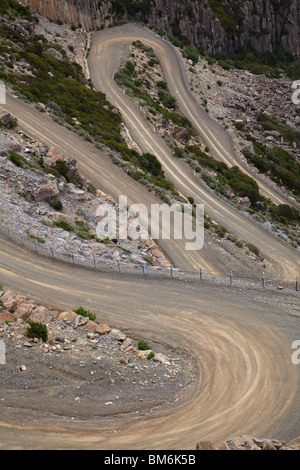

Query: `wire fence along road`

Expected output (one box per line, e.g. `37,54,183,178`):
2,223,299,292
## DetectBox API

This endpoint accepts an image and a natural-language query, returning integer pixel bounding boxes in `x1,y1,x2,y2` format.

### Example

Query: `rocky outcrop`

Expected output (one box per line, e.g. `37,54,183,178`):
19,0,112,30
19,0,300,56
0,286,172,368
0,126,170,268
0,113,18,130
33,181,59,202
196,434,300,450
0,15,35,39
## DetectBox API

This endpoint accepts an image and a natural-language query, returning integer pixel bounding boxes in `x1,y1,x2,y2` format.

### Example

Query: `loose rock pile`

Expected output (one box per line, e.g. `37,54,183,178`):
0,287,173,367
184,58,300,163
0,127,170,268
0,286,190,417
196,434,300,450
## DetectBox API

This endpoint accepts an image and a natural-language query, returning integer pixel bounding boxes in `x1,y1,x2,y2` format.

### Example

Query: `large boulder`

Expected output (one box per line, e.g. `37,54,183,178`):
9,19,35,39
46,101,63,113
58,311,77,323
45,49,64,63
34,181,59,202
28,306,53,324
45,147,64,165
2,297,18,313
0,112,17,129
95,324,111,335
14,302,35,320
0,311,16,322
109,328,126,341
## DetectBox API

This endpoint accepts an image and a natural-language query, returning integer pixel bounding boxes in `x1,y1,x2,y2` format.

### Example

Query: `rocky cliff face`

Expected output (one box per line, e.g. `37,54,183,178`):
19,0,300,56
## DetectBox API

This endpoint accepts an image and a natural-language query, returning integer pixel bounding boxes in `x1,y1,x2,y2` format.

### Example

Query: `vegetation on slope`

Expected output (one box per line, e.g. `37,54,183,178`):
0,3,176,199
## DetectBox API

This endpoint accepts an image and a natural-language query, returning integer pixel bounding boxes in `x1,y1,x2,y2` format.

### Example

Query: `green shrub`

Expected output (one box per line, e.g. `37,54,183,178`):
27,233,45,244
47,198,63,211
147,351,155,360
54,217,75,232
256,113,300,147
137,339,152,350
8,151,27,168
144,254,153,265
214,225,227,238
26,320,48,342
182,46,199,64
148,57,159,67
74,220,95,240
246,243,261,258
73,306,96,321
0,0,33,20
244,136,300,194
270,204,300,224
158,90,177,109
156,80,167,90
140,152,162,177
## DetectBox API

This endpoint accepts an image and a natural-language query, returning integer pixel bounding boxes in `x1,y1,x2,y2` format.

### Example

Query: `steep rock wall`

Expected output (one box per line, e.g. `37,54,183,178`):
19,0,300,56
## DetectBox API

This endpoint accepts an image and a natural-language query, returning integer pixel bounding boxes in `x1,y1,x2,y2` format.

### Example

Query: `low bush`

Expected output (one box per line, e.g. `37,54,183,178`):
54,217,75,232
27,233,45,244
246,243,261,258
137,339,152,350
270,204,300,225
73,306,96,321
243,136,300,195
47,198,63,211
26,320,48,342
8,151,27,168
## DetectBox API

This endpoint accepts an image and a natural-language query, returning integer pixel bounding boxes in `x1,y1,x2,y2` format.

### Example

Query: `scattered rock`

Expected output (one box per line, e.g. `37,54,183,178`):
197,435,300,451
153,353,170,366
95,323,111,335
196,441,216,451
58,311,77,323
109,328,126,341
0,112,17,129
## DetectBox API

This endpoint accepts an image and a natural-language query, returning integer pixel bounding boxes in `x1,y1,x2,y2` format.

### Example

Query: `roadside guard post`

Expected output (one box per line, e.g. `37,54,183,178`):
0,80,5,105
0,340,5,365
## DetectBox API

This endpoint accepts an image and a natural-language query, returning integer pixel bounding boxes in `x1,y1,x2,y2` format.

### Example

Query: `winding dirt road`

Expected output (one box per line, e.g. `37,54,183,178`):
1,78,299,277
88,24,299,279
89,24,299,209
0,233,299,449
0,24,299,450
